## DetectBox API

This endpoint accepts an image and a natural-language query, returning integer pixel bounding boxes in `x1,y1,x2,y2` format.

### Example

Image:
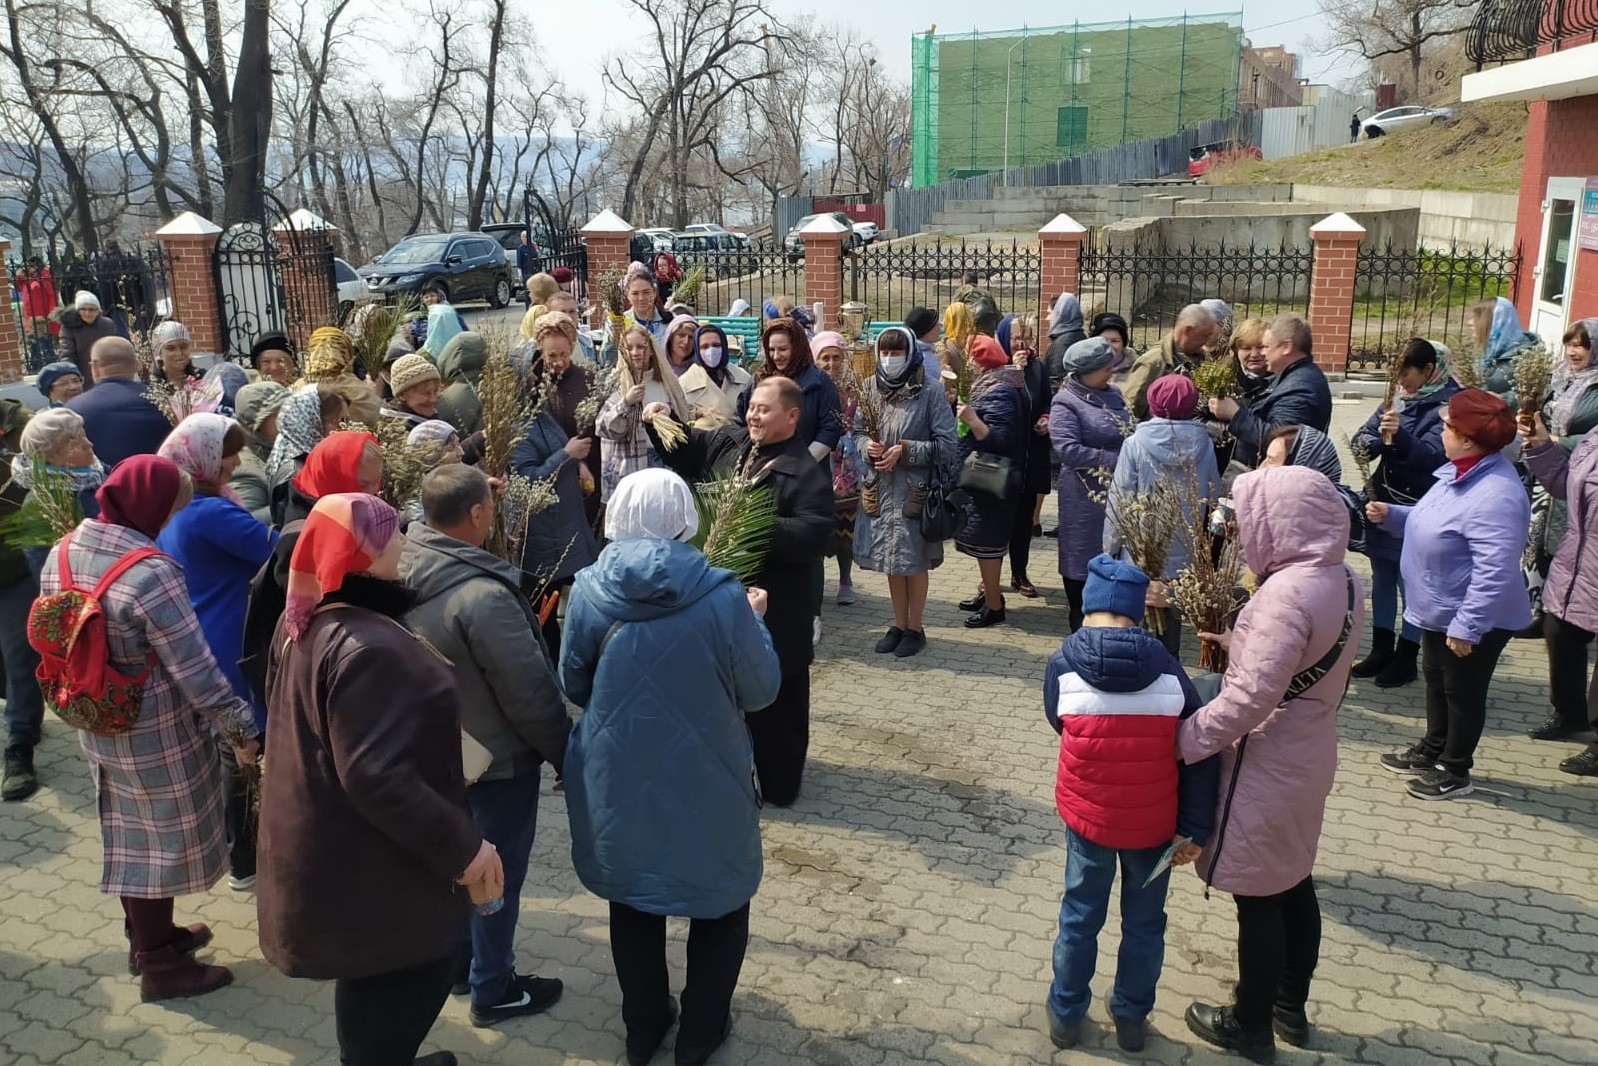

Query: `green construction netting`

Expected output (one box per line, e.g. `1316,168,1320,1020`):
910,14,1245,188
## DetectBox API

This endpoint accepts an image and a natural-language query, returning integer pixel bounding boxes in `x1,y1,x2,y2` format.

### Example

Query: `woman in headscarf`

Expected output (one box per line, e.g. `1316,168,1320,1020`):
230,381,290,523
811,332,870,605
852,327,960,659
1349,338,1459,687
258,492,494,1066
1258,424,1368,553
434,331,488,435
423,295,468,355
651,251,683,307
734,318,842,466
663,313,699,376
679,322,752,429
1001,313,1052,593
266,384,348,519
36,360,85,407
250,333,297,387
952,336,1028,629
936,301,976,381
559,468,778,1066
150,321,202,384
1471,296,1539,402
1050,337,1132,631
1043,293,1087,395
525,311,600,524
726,298,753,317
157,415,278,892
36,455,260,1000
1105,375,1221,656
598,324,693,501
1369,389,1531,800
301,325,381,424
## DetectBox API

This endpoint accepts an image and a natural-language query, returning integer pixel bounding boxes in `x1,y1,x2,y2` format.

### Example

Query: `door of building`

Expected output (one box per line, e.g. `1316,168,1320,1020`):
1531,177,1584,342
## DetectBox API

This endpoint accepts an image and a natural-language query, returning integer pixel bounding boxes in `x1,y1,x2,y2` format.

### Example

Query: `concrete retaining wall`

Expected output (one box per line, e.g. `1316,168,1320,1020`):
1272,186,1516,250
925,183,1293,234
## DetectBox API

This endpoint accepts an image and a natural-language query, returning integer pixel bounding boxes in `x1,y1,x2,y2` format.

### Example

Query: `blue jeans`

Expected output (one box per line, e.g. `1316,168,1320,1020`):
0,574,44,750
1048,826,1170,1025
1369,557,1420,642
463,771,540,1006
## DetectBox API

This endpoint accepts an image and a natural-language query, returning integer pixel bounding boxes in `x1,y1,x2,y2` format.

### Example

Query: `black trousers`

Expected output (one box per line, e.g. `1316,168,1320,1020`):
1545,613,1598,746
1419,627,1514,775
1008,496,1036,583
610,901,749,1056
1062,578,1085,633
747,671,809,807
334,955,454,1065
1232,876,1321,1029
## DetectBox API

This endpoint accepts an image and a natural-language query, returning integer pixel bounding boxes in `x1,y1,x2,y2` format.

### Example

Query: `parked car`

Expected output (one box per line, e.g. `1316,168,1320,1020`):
636,228,677,254
360,232,516,307
1362,105,1455,139
334,257,377,320
671,231,760,280
852,220,880,244
481,223,542,273
683,223,731,236
1187,141,1262,177
782,212,864,260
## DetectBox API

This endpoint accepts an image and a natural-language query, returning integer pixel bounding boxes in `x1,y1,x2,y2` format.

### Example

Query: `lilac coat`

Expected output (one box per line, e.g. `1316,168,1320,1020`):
1177,466,1363,897
1379,452,1531,643
1526,434,1598,635
1050,377,1130,581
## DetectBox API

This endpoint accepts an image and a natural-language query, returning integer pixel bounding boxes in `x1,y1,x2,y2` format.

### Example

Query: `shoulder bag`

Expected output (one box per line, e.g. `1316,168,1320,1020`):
919,438,968,542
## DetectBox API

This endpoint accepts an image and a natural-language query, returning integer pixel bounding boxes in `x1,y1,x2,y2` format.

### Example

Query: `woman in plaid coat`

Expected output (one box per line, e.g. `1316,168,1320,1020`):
37,456,260,1002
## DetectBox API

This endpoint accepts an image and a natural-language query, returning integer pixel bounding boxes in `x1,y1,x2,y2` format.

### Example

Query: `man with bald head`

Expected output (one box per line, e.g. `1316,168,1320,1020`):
1121,303,1219,421
66,336,172,467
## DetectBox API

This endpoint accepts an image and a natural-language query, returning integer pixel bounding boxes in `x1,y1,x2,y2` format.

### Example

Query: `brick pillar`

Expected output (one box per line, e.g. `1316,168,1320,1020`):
1307,213,1366,375
1038,213,1086,328
799,217,848,331
580,210,635,330
274,212,340,351
154,212,226,355
0,241,24,383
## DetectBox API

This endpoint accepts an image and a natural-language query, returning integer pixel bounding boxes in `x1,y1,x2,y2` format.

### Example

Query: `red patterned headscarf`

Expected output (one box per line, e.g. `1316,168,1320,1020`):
292,430,380,499
283,493,399,640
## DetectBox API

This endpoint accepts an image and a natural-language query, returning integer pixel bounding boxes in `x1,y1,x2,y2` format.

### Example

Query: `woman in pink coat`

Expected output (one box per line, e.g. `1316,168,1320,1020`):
1176,465,1364,1061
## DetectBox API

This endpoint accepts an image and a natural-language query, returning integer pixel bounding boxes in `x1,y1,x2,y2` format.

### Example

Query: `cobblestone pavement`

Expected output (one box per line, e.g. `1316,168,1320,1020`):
4,399,1597,1066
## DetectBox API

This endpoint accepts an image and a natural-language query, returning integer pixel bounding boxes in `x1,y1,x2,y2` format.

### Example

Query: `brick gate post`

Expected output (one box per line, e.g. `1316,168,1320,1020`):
799,216,849,331
1038,214,1087,331
1308,212,1366,375
0,241,26,383
579,210,636,331
154,212,226,356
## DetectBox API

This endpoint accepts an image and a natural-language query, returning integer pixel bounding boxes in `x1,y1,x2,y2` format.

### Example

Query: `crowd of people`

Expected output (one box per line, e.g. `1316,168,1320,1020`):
0,250,1594,1066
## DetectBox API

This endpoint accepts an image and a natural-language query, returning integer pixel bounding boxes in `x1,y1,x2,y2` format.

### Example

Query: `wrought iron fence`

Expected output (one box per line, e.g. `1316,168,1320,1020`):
670,248,804,317
540,228,588,289
845,239,1041,324
1347,242,1521,373
1467,0,1598,67
7,243,172,373
1076,235,1314,353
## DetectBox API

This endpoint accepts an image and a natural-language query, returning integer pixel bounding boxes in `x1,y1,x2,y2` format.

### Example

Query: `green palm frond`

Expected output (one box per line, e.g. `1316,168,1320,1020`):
692,452,779,586
350,295,422,378
0,458,84,549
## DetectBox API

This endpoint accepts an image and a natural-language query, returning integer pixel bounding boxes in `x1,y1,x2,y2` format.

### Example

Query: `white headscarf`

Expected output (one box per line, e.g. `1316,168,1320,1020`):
604,468,699,543
150,320,191,349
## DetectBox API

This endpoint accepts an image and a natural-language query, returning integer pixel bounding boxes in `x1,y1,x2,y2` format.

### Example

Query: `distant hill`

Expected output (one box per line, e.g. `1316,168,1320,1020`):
1204,102,1527,195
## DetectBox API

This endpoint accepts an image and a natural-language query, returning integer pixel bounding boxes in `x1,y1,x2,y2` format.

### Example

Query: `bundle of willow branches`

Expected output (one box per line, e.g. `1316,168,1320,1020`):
475,327,549,560
1193,359,1237,401
693,447,779,586
1512,343,1554,425
371,417,439,513
1167,464,1246,673
1103,475,1184,636
1451,338,1485,390
575,364,620,437
593,267,627,353
1347,434,1377,498
501,471,560,553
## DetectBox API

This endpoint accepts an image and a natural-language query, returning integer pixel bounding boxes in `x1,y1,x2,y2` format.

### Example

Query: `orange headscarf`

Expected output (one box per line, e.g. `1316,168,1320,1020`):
292,430,380,499
283,493,398,640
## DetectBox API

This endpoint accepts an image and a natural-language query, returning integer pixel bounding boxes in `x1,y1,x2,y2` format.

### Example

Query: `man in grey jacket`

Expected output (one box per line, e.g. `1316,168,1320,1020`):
400,464,572,1029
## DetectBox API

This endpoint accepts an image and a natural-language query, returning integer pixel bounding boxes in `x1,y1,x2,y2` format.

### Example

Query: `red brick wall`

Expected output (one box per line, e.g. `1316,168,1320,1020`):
0,241,25,383
1571,245,1598,323
157,232,225,354
1512,95,1598,323
801,231,845,330
1308,232,1359,373
1038,230,1083,329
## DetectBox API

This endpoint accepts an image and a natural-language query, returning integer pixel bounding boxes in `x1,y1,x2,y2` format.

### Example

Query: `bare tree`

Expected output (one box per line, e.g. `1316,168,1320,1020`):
1316,0,1474,98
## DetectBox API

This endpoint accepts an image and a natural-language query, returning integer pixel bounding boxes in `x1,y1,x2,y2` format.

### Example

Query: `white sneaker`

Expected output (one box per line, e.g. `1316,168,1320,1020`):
812,616,822,647
228,874,257,892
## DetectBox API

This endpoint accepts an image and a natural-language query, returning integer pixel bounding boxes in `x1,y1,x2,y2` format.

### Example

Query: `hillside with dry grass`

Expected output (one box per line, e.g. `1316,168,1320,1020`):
1205,101,1527,194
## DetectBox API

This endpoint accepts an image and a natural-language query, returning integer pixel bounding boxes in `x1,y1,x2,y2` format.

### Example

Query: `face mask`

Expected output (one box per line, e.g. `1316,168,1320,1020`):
700,345,724,368
880,354,908,376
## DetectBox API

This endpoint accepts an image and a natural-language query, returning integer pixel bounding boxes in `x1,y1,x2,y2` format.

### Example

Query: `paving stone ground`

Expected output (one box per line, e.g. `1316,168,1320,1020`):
3,398,1597,1066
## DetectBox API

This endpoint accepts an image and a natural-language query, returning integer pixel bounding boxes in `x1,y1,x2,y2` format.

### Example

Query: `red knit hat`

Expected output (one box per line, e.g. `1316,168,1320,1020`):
1448,388,1516,452
968,335,1008,370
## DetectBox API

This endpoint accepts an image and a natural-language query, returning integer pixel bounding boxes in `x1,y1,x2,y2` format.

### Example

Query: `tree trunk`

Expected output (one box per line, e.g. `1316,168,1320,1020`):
222,0,271,224
467,0,507,231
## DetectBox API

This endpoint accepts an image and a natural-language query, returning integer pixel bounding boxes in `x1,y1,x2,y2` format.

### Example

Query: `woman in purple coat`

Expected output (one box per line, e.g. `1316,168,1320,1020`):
1178,465,1363,1061
1049,337,1130,631
1369,389,1530,800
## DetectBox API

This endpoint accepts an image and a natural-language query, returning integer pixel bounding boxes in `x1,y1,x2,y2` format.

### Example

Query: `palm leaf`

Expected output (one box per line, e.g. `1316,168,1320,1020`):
692,452,779,586
0,458,84,549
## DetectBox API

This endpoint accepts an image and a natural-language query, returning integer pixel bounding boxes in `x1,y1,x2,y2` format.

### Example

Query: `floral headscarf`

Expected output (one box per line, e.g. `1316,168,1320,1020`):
1403,339,1456,401
267,386,328,484
1551,316,1598,435
159,413,244,502
283,492,399,640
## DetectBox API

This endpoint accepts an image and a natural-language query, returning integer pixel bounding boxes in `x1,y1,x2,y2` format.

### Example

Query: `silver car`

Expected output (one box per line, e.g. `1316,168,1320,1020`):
1361,105,1455,139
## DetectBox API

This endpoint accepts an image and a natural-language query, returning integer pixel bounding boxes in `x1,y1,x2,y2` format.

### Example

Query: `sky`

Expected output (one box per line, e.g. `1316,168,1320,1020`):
534,0,1351,121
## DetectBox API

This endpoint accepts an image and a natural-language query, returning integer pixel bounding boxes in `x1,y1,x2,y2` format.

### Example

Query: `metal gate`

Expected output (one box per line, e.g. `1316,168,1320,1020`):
845,239,1041,324
213,203,338,357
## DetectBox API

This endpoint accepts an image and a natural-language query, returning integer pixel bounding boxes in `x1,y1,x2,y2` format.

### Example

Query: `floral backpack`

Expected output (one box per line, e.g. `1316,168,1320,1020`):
27,533,161,735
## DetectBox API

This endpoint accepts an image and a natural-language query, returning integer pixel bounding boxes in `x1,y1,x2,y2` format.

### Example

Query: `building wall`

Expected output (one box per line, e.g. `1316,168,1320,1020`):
1512,95,1598,325
1239,44,1301,110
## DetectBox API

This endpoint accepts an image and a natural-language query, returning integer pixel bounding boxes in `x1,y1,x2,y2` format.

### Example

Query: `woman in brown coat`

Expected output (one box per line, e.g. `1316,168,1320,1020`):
259,492,502,1066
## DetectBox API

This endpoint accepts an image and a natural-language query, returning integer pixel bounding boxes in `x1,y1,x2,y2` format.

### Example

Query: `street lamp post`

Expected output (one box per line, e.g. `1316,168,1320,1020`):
1002,34,1026,186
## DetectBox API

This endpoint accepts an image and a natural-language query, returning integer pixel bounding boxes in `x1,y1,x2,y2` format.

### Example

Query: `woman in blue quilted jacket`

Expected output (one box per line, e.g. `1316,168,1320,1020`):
559,468,781,1066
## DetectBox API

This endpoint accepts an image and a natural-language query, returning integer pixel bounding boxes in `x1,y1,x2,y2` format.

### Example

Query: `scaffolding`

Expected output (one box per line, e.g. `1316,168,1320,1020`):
910,13,1245,188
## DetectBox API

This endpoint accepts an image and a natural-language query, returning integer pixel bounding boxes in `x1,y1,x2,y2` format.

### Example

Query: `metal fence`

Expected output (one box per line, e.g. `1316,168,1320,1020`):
1347,242,1521,373
845,239,1041,324
1076,234,1314,353
670,248,804,316
8,244,172,373
1467,0,1598,67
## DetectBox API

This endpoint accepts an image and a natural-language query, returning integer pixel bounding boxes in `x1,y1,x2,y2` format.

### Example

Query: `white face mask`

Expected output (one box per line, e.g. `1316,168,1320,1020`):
700,345,724,368
880,354,909,376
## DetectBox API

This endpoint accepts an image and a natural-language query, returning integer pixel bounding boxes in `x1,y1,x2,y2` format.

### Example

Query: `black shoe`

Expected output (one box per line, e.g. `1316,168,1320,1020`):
1559,748,1598,776
893,629,926,658
1113,1015,1146,1053
1271,1006,1310,1048
1529,714,1587,742
468,974,563,1028
1373,638,1419,688
1350,628,1394,678
873,626,904,654
1513,612,1545,639
675,1012,732,1065
414,1055,458,1066
1185,1003,1275,1062
1,745,37,802
1379,743,1435,775
1406,767,1474,800
1031,523,1043,538
957,590,985,612
1046,1010,1080,1050
964,602,1006,628
1042,526,1059,538
626,997,678,1066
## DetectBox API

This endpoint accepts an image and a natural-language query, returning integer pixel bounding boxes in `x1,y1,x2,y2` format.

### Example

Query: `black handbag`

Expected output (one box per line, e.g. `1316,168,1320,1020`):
957,451,1020,499
919,440,968,542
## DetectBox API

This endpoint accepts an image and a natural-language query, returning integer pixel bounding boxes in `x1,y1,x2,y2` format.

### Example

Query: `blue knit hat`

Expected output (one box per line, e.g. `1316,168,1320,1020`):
1083,553,1149,623
36,360,83,399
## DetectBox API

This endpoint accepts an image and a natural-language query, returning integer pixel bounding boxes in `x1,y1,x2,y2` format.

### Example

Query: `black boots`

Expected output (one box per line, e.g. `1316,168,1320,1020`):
1350,629,1394,678
1374,637,1419,688
2,745,37,802
1186,1003,1275,1062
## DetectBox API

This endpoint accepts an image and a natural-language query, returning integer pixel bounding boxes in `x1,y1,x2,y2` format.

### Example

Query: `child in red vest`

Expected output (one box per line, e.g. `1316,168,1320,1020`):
1042,553,1220,1053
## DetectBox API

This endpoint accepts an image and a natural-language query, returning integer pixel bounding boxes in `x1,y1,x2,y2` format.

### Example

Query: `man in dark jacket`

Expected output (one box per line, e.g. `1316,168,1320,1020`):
645,376,833,806
1208,313,1332,469
515,233,539,304
66,337,172,467
0,401,44,802
400,464,571,1028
